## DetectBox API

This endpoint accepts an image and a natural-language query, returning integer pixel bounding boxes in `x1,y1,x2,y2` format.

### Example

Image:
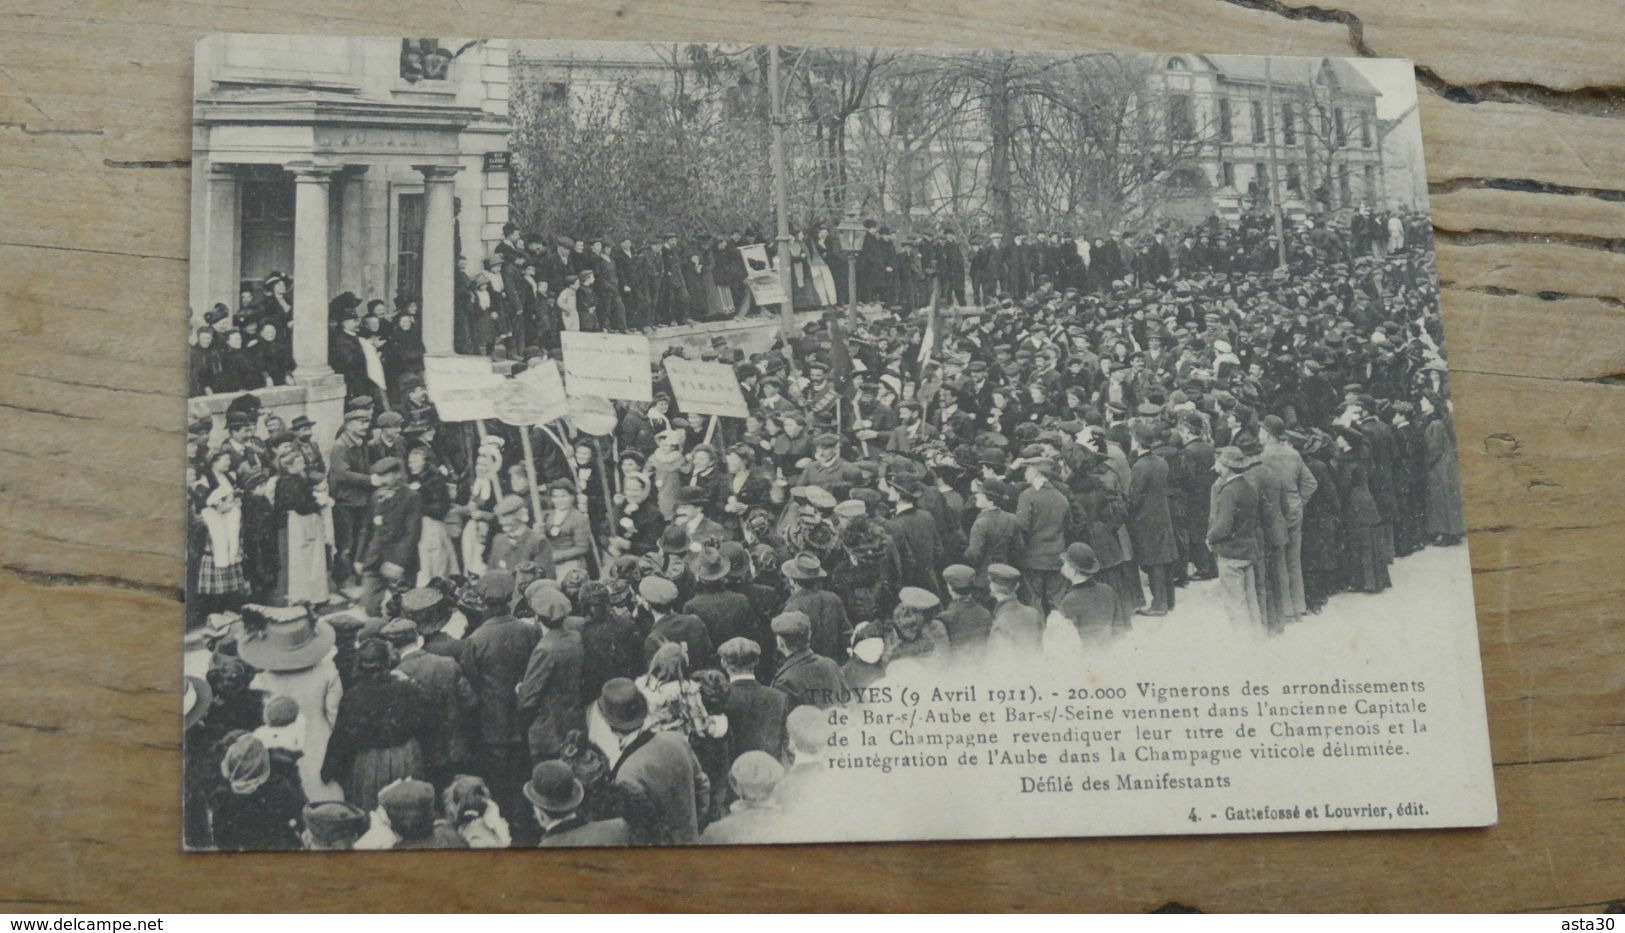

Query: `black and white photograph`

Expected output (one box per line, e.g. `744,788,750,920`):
181,34,1494,852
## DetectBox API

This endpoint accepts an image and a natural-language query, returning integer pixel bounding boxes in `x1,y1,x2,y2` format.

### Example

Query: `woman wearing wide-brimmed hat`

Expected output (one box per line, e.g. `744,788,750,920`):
321,639,439,812
240,604,343,802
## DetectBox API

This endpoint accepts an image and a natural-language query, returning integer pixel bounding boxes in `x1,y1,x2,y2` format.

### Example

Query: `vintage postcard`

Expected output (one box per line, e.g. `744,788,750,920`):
182,34,1494,850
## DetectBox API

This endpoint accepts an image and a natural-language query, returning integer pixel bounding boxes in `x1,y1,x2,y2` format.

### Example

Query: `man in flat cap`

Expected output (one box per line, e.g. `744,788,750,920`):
357,456,420,615
797,432,864,500
985,564,1042,661
326,396,375,590
640,574,717,672
463,569,540,824
700,751,787,844
770,611,848,709
938,564,992,653
381,615,476,787
488,494,556,579
1015,457,1070,614
718,637,790,763
1207,446,1264,631
301,800,370,851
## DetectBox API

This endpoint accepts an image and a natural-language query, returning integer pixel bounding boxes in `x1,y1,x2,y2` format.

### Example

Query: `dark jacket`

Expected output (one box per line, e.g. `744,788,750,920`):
938,598,993,650
722,678,791,762
885,507,942,594
614,729,707,845
771,649,848,709
361,484,422,572
963,506,1022,580
394,648,478,767
206,753,307,852
645,611,717,672
516,627,585,761
1126,451,1178,566
464,615,541,747
320,674,439,785
538,815,633,848
1015,482,1070,571
684,588,757,652
783,588,851,665
578,610,644,705
1057,579,1120,642
1207,472,1260,561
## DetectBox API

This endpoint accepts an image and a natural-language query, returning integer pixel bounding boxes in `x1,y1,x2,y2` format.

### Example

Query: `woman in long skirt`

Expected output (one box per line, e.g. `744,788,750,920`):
275,448,330,605
320,641,436,812
809,226,842,308
787,230,822,309
1331,427,1391,593
1421,395,1467,545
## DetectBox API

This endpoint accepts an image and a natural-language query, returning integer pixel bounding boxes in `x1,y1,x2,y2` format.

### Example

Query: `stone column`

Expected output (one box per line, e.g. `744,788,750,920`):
337,166,369,300
414,163,462,356
289,163,342,380
202,165,241,321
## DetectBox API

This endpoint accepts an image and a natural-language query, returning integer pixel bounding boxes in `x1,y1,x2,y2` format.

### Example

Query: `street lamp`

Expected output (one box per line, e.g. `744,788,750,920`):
835,209,866,325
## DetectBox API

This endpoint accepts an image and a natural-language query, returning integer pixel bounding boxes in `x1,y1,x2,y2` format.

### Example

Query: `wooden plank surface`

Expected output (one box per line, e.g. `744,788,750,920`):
1,0,1622,913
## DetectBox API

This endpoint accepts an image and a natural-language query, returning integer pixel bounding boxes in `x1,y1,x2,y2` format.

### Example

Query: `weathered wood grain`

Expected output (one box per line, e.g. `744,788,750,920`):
1,0,1622,913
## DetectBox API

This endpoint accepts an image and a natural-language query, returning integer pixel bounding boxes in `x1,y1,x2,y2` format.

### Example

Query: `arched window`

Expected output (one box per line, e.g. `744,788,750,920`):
1167,56,1188,71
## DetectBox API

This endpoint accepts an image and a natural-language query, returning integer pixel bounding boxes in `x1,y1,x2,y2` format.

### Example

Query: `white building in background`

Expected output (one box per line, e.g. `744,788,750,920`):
189,34,513,445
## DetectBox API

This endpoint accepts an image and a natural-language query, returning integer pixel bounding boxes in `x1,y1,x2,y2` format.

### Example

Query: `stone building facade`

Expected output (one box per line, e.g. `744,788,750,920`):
188,34,512,448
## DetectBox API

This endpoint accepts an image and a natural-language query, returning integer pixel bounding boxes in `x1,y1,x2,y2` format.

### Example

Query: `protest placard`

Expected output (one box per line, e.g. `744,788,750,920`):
422,355,505,422
664,357,750,418
740,243,787,306
492,361,569,427
561,331,653,402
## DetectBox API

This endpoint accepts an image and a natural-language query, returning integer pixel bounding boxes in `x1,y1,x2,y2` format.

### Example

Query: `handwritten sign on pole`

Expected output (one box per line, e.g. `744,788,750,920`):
561,331,653,402
423,356,505,422
664,358,750,419
493,361,569,427
740,243,787,306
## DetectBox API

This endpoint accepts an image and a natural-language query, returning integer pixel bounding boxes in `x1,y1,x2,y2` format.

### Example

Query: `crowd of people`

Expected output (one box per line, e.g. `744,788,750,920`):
183,202,1468,850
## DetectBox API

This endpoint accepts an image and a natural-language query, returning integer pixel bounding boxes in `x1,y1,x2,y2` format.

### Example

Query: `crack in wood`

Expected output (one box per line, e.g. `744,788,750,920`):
102,158,191,169
1434,227,1624,254
1441,282,1625,308
0,119,104,137
1431,176,1625,203
1216,0,1625,119
0,564,180,601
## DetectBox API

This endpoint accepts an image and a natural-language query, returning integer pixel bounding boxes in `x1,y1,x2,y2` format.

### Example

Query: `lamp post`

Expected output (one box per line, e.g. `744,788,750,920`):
835,209,865,326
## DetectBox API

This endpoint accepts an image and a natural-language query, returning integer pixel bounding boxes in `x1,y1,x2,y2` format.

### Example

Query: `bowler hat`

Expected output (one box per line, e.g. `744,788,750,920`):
658,525,691,555
1062,543,1101,576
523,761,585,814
597,678,649,732
676,486,709,507
289,415,315,430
